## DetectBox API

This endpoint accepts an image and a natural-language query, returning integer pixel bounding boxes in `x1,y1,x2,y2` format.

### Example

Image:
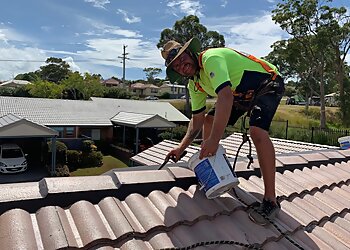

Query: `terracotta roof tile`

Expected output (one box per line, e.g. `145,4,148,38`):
0,209,37,250
132,133,337,167
0,155,350,249
320,151,347,164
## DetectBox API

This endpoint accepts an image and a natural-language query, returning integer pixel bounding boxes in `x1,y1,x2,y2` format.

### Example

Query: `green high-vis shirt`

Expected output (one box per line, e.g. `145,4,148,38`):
188,47,280,113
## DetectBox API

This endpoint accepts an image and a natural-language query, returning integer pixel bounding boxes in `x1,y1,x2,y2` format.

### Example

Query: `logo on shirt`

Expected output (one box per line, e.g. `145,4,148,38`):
210,72,215,78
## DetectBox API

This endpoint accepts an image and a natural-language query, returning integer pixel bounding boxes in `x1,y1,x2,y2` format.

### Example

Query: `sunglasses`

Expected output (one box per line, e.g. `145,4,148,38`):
165,47,181,66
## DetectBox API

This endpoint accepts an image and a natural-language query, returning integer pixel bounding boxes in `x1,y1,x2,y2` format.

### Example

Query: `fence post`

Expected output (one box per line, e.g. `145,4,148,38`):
285,120,288,139
311,127,314,143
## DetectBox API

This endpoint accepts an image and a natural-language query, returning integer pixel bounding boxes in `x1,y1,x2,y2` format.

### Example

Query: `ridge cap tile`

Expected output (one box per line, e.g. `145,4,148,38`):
112,169,175,187
44,175,117,193
0,182,44,202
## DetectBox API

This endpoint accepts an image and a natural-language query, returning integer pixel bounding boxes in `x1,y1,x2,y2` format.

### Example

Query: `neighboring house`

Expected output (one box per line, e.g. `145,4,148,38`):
0,79,31,88
325,92,339,107
0,148,349,249
130,83,160,97
0,96,188,143
101,78,122,88
159,83,186,98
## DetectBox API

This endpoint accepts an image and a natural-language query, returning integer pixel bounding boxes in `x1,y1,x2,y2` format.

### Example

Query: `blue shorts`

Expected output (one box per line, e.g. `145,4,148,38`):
207,74,285,131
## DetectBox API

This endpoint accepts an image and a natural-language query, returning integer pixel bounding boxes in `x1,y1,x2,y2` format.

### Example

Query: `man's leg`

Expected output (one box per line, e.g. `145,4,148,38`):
247,88,284,225
249,126,276,202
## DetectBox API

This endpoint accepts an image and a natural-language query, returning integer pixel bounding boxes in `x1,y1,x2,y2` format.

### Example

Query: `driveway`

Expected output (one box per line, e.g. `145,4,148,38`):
0,166,49,184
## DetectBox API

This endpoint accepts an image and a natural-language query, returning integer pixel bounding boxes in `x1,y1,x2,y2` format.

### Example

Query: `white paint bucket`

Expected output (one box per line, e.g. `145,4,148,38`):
188,145,239,199
338,136,350,150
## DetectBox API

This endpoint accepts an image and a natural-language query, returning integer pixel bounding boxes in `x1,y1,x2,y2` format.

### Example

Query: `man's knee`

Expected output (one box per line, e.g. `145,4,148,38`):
249,126,269,145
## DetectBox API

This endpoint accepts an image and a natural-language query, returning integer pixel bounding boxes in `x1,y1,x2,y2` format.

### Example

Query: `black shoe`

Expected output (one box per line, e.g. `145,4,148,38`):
248,199,281,226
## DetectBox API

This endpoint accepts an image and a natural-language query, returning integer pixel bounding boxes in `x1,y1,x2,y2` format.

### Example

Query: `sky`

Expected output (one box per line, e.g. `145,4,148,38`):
0,0,349,81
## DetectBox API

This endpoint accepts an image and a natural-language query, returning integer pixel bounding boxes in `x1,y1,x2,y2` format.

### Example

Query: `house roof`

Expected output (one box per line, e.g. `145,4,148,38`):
130,82,146,89
0,96,189,126
131,133,337,166
0,150,350,249
0,79,31,87
0,113,58,138
111,112,176,128
160,83,186,89
102,78,121,85
130,83,160,89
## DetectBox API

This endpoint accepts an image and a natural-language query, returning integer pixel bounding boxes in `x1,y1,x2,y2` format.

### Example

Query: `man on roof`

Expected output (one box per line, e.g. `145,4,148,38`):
161,37,285,226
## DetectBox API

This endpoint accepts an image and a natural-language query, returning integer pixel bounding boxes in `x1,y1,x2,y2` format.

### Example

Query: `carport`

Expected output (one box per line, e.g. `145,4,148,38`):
0,113,59,176
111,112,176,154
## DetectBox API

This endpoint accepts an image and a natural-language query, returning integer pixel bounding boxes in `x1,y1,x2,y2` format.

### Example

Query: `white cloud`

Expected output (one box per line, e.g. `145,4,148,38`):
63,57,81,72
205,13,287,57
78,17,142,38
116,9,141,24
221,0,228,7
40,26,52,32
0,46,47,80
42,50,78,56
0,26,45,80
84,0,110,9
167,0,204,17
0,27,31,43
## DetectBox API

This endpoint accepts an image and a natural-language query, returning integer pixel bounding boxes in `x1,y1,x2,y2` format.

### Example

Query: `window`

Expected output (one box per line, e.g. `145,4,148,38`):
52,127,64,137
151,89,158,93
51,127,75,138
65,127,75,137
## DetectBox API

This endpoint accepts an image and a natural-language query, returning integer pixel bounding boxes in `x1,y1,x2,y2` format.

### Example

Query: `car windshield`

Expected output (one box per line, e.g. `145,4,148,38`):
1,148,23,158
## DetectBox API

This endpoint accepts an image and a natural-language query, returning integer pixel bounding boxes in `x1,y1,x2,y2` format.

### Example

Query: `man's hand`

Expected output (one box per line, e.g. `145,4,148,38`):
166,147,184,162
199,137,219,159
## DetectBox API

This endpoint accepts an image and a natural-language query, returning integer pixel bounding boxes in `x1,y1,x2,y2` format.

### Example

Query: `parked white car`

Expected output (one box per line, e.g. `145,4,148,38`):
0,144,28,173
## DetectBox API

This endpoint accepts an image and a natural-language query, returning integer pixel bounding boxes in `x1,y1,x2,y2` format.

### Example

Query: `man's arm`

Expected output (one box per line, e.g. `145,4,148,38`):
166,111,205,161
209,86,233,142
200,86,233,158
178,111,205,151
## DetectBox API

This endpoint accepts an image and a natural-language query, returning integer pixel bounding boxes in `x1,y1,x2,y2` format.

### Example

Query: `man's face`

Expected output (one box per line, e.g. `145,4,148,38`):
171,52,197,77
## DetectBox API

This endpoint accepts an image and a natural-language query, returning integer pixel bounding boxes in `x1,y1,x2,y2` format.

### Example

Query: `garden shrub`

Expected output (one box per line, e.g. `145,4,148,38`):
159,125,188,141
67,150,81,171
46,140,67,165
53,164,70,177
82,140,96,153
81,151,103,168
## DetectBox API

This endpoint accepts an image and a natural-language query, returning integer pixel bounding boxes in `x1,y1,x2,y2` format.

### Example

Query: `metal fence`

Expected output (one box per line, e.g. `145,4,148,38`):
226,118,349,146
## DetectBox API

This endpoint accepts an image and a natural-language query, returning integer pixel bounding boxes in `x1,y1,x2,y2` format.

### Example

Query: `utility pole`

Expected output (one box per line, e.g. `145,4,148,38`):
118,45,129,88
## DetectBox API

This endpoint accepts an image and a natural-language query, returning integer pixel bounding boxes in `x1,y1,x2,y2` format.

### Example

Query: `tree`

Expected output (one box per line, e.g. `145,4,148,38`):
143,67,162,84
39,57,71,83
26,80,63,98
15,72,40,82
157,15,225,49
157,15,225,117
318,5,350,122
272,0,349,128
265,38,325,109
61,72,104,100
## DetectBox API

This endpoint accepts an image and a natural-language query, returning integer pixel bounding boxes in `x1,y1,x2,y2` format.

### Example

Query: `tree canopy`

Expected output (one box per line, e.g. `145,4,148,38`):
143,67,162,84
271,0,350,127
39,57,72,83
157,15,225,50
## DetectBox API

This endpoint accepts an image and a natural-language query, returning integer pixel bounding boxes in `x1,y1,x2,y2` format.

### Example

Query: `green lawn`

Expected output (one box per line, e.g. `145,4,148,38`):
70,155,128,176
